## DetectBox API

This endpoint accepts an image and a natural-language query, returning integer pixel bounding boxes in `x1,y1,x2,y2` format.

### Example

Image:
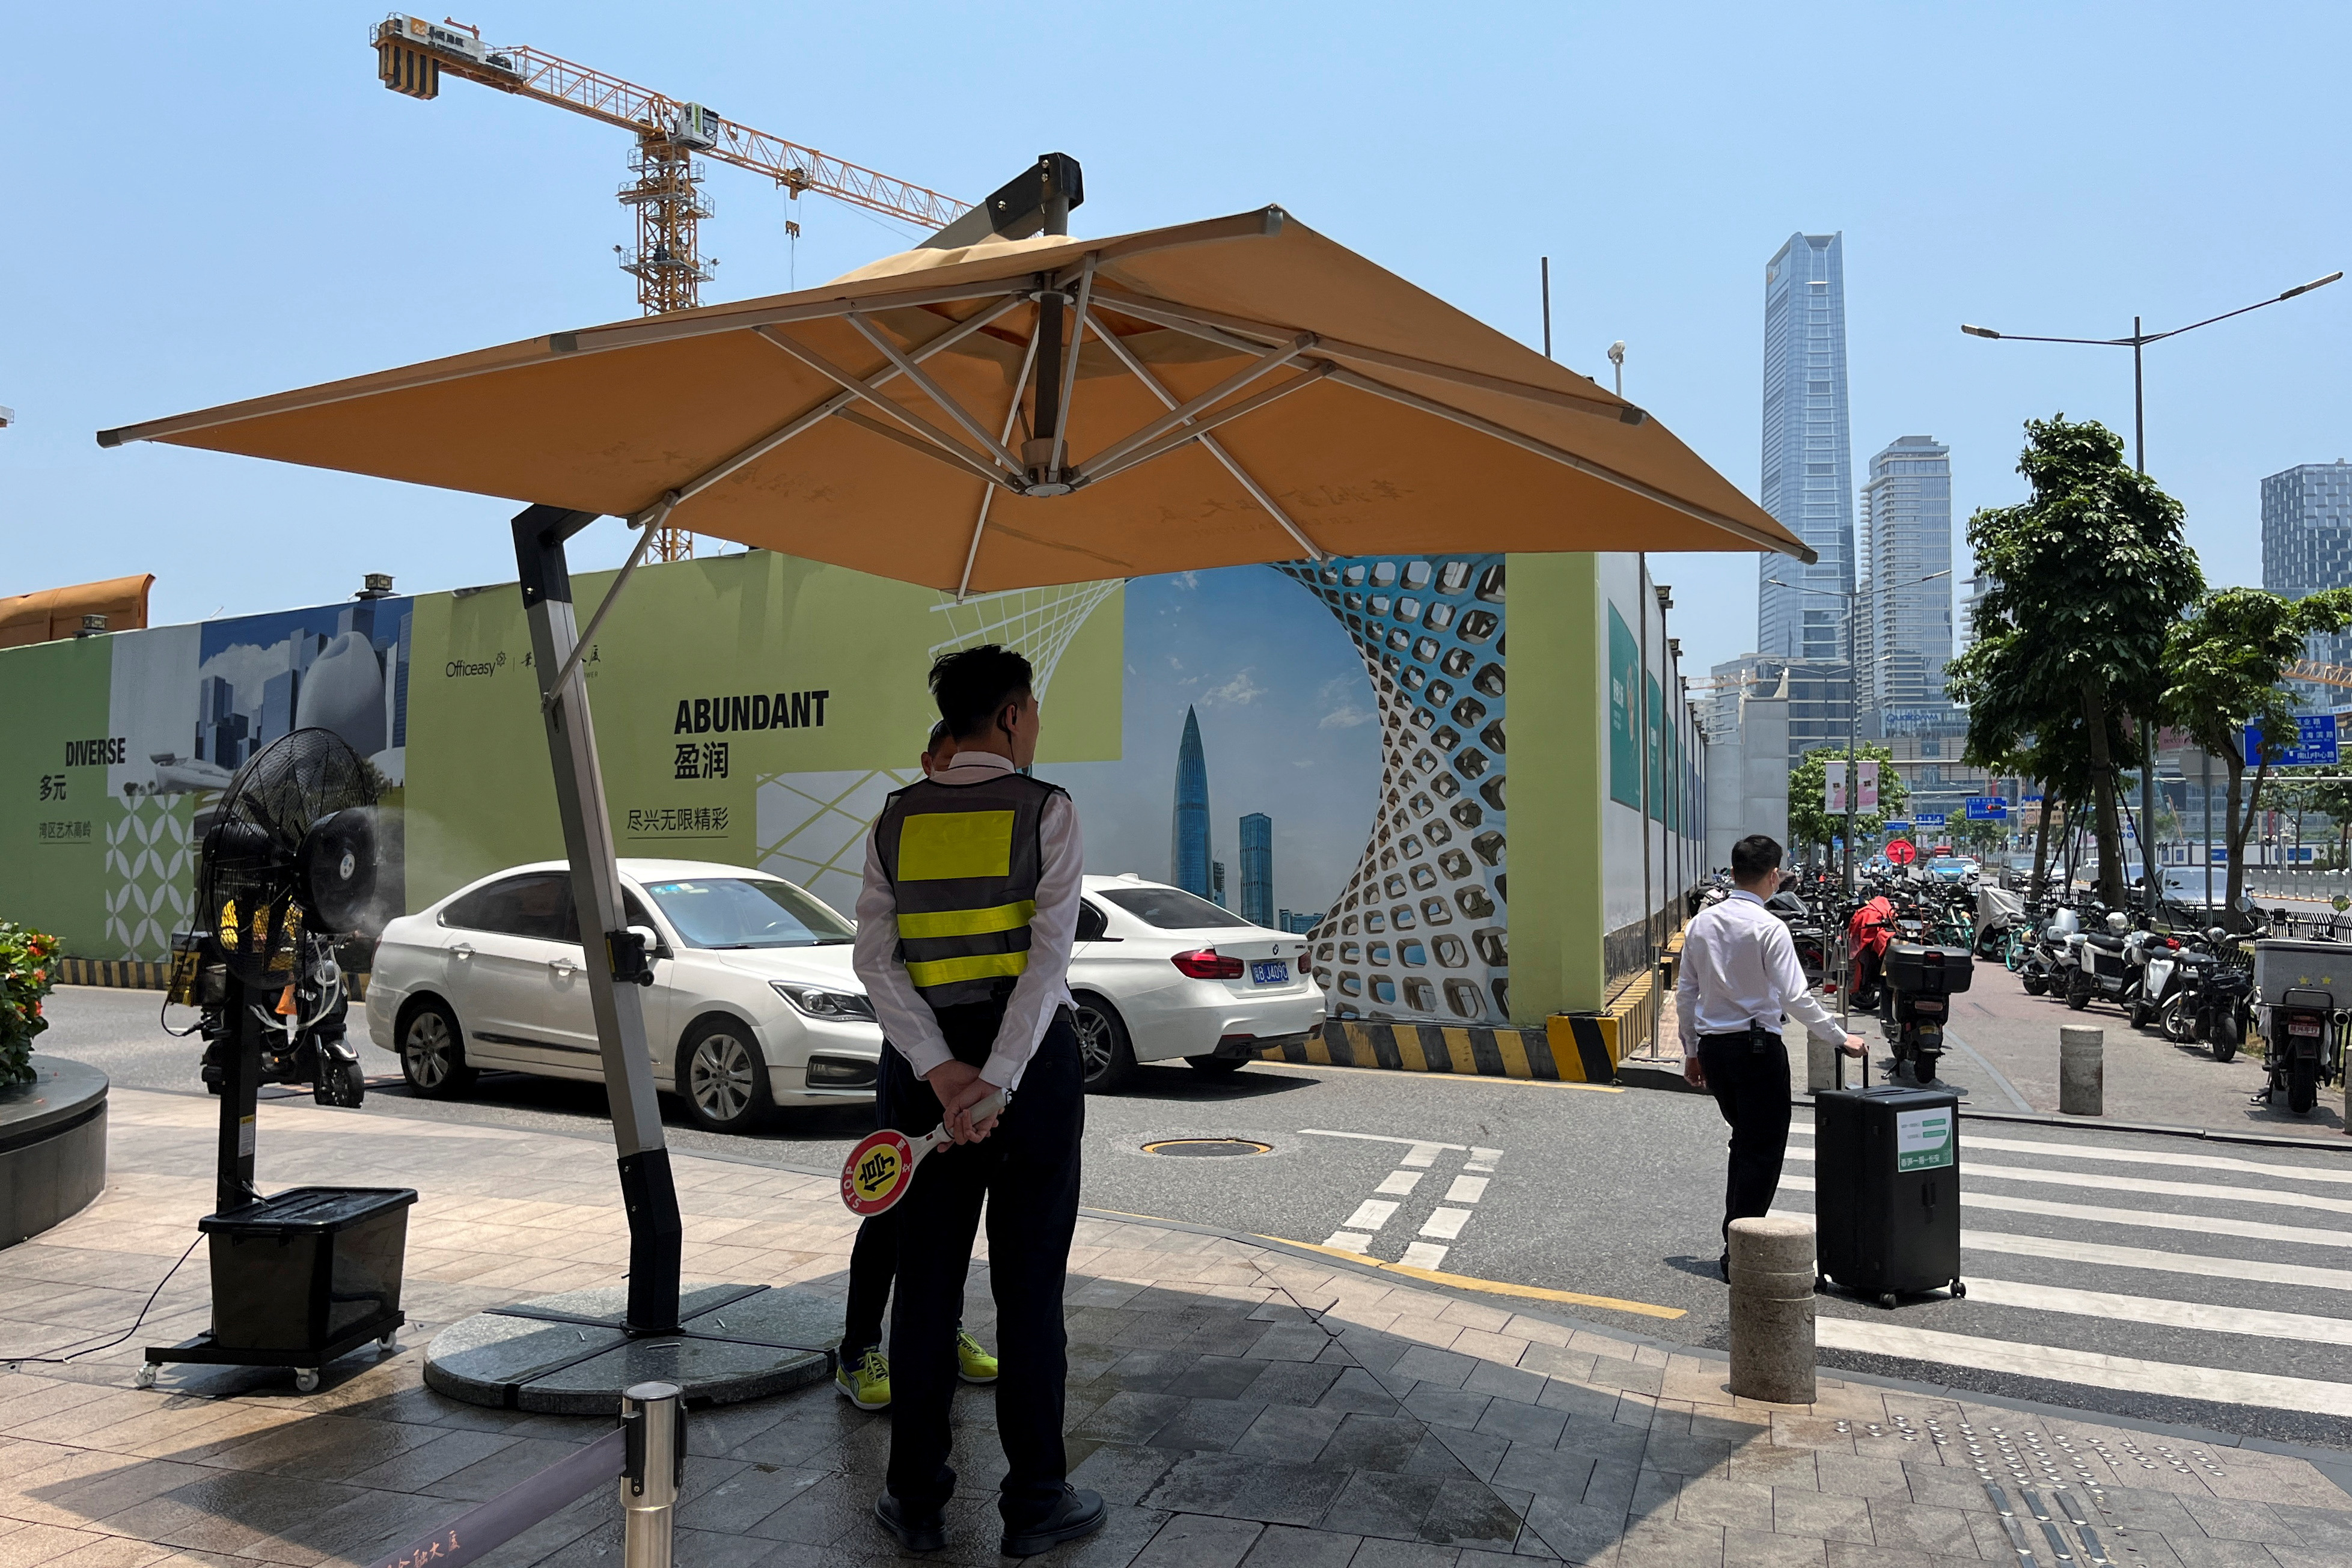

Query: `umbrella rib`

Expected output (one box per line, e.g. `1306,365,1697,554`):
845,311,1027,475
1044,256,1096,478
1073,334,1318,480
1089,285,1642,424
959,323,1044,602
1074,364,1333,490
755,326,1022,486
557,281,1030,358
671,294,1030,509
1325,365,1814,561
832,407,1018,492
1085,306,1325,562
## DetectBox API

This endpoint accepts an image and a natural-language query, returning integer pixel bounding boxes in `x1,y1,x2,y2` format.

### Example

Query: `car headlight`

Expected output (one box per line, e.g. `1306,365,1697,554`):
771,982,876,1020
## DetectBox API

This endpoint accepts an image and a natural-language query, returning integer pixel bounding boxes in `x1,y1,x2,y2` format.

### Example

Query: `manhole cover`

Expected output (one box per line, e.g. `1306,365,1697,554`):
1142,1138,1274,1158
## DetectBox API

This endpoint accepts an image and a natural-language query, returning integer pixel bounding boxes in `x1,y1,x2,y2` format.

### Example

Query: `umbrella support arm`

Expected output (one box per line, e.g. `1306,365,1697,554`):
513,504,683,1337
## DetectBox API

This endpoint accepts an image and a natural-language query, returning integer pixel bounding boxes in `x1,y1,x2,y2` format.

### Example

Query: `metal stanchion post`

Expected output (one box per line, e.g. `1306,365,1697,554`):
621,1382,683,1568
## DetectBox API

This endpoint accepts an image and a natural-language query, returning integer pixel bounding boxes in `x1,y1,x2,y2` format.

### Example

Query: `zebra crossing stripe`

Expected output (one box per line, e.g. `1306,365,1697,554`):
1960,1133,2352,1186
1966,1229,2352,1293
1782,1149,2352,1219
1959,1275,2352,1347
1777,1176,2352,1250
1816,1316,2352,1418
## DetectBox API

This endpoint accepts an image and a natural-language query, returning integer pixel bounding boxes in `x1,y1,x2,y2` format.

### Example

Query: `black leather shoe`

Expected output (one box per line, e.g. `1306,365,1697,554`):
1001,1487,1106,1558
875,1493,947,1552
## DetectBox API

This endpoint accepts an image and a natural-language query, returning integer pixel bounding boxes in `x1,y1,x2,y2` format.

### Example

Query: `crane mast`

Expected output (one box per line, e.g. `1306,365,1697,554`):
371,13,967,557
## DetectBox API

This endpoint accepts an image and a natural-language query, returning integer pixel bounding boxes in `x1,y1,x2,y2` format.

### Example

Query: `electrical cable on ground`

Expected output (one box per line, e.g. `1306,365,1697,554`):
4,1236,202,1368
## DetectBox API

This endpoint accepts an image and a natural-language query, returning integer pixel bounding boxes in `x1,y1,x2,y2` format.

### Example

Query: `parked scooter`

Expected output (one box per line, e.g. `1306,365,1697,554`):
1975,883,2027,966
2261,986,2339,1115
2159,930,2252,1063
2019,904,2082,996
2067,911,2139,1013
1880,941,1973,1085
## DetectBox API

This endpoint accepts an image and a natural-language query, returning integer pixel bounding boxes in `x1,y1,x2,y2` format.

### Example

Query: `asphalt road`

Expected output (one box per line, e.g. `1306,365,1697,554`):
41,984,2352,1451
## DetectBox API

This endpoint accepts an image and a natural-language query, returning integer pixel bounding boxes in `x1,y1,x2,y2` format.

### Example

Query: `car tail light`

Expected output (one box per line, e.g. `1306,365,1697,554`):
1171,948,1246,980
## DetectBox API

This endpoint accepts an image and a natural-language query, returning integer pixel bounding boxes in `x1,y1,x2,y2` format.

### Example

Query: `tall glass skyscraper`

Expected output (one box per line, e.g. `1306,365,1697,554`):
1856,435,1955,733
1239,813,1272,927
1757,233,1855,761
2263,461,2352,682
1171,706,1211,897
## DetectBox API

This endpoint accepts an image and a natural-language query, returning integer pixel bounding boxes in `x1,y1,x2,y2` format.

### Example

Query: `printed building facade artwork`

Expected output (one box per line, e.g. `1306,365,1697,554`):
0,547,1703,1027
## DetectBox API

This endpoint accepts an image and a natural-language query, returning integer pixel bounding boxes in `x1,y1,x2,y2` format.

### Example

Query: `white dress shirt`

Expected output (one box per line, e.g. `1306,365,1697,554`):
853,749,1084,1091
1675,889,1847,1058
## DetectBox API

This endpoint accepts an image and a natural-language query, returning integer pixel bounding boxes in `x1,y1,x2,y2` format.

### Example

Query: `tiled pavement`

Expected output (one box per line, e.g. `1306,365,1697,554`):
4,1090,2351,1568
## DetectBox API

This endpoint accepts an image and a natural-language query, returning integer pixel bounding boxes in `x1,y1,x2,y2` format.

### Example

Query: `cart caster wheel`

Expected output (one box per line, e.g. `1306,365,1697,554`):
1950,1281,1967,1299
1877,1293,1899,1310
378,1333,399,1353
294,1370,320,1394
135,1364,157,1390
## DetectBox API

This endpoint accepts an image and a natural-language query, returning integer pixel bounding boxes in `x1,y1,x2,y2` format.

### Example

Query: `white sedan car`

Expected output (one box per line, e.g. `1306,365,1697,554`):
365,859,884,1132
1069,874,1323,1091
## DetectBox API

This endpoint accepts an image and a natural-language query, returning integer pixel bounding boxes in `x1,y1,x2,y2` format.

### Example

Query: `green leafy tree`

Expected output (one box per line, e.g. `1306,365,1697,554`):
1786,744,1909,861
2161,587,2352,908
1948,417,2204,907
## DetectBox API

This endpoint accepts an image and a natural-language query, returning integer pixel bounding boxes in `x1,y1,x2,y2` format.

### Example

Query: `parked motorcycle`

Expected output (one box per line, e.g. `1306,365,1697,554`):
2067,911,2139,1013
2160,930,2252,1063
1975,883,2027,966
2020,904,2082,997
2262,986,2339,1115
1881,940,1972,1085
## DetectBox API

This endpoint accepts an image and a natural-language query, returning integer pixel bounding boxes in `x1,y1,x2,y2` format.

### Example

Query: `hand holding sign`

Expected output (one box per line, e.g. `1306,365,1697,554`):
840,1091,1009,1216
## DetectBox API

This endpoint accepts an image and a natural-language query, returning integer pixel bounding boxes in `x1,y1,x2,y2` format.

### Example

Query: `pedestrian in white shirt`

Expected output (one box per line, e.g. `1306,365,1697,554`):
1677,834,1865,1280
853,645,1105,1560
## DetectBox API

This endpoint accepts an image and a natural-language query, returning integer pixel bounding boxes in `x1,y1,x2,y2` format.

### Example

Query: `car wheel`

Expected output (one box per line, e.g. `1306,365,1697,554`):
398,1000,477,1098
1072,995,1137,1093
680,1017,773,1133
1185,1055,1247,1078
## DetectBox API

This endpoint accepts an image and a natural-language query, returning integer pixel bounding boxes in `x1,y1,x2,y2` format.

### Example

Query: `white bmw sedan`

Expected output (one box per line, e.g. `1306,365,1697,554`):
365,859,884,1133
1069,874,1323,1091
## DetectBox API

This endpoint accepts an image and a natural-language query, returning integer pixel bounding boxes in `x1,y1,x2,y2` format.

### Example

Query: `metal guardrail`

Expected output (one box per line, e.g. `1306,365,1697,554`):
367,1383,680,1568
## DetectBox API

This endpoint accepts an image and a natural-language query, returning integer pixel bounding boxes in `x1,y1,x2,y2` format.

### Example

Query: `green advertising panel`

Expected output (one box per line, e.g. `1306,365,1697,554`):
1607,605,1640,808
1646,672,1664,823
0,636,118,952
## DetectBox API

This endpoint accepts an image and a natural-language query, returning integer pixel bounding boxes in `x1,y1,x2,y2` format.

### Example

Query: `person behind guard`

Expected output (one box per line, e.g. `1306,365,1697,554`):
834,719,1001,1411
853,645,1103,1558
1677,833,1866,1281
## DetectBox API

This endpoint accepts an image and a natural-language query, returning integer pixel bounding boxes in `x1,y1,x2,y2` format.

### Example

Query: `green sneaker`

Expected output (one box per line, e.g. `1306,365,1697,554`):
956,1329,1000,1385
835,1346,890,1410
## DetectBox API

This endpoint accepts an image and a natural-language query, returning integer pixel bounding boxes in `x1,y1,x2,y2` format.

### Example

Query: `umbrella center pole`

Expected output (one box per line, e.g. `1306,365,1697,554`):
512,504,683,1337
1025,284,1070,493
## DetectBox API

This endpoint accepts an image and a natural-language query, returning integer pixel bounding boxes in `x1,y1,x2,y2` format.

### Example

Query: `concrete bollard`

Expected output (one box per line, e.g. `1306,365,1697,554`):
2060,1026,2103,1117
1807,1032,1839,1094
1728,1216,1816,1405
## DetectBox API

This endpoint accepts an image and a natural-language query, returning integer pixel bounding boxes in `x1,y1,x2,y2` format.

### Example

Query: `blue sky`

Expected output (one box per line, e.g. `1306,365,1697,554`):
5,2,2347,679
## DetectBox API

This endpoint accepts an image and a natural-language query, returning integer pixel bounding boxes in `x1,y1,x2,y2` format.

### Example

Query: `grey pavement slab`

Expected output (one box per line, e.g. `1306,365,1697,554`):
4,1086,2351,1568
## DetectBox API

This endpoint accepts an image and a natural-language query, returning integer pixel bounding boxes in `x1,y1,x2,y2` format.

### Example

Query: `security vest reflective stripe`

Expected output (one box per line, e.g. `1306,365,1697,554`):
873,770,1065,1010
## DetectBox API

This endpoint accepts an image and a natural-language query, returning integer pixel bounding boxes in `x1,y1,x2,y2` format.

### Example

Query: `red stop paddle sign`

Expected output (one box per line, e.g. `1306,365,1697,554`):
1885,838,1917,866
842,1129,916,1215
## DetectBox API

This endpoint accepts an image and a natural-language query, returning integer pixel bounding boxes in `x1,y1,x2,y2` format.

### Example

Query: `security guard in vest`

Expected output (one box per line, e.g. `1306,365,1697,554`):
853,644,1102,1558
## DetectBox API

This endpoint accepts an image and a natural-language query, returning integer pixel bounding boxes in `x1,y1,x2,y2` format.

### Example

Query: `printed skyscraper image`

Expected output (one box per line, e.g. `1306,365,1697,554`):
1239,812,1272,926
1171,704,1211,897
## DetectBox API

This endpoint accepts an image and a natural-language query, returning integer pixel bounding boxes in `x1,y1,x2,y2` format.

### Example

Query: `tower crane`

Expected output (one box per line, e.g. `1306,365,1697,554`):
371,14,968,560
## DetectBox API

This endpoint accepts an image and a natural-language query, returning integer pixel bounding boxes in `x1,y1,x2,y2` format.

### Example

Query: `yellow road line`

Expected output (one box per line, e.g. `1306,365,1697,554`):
1259,1236,1686,1319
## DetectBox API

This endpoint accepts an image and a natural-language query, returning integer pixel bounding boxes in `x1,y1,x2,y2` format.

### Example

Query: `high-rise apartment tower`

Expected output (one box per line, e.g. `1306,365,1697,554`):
2263,461,2352,677
1857,435,1955,734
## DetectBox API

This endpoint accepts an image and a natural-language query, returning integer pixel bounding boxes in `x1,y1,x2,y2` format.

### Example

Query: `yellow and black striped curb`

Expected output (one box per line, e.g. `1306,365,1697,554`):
1259,967,1663,1085
55,957,372,1000
56,957,170,989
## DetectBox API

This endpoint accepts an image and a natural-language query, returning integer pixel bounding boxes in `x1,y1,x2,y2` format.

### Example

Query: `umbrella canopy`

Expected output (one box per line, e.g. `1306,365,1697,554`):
102,207,1808,590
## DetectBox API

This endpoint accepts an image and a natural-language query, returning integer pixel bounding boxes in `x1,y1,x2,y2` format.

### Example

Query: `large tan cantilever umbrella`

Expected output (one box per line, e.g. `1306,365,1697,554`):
102,205,1806,1360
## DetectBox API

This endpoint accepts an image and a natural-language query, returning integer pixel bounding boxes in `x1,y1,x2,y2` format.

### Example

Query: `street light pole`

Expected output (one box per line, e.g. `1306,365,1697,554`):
1963,271,2339,908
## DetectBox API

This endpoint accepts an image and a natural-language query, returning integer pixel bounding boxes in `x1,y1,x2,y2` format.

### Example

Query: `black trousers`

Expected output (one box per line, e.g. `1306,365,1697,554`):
883,1009,1084,1527
1697,1029,1792,1244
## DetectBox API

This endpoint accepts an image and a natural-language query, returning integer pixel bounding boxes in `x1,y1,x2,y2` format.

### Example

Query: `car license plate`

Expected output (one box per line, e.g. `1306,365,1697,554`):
1251,960,1289,986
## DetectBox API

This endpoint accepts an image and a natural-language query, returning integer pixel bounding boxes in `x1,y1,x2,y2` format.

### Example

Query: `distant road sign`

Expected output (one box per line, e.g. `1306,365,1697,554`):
2245,713,2339,768
1886,839,1918,866
1915,813,1948,828
1882,820,1912,834
1966,796,2009,821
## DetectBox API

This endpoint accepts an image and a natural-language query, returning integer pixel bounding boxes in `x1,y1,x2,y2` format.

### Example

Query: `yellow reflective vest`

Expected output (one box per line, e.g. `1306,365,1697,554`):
875,769,1065,1010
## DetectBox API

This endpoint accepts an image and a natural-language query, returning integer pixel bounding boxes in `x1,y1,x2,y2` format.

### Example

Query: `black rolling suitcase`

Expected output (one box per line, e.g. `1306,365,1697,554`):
1813,1075,1963,1307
